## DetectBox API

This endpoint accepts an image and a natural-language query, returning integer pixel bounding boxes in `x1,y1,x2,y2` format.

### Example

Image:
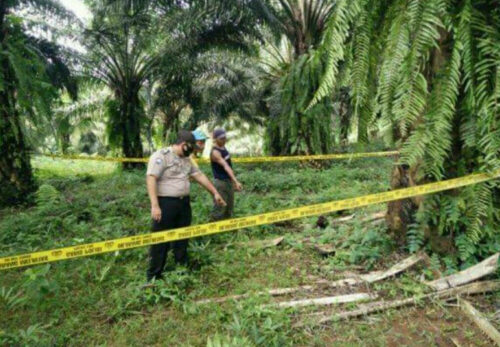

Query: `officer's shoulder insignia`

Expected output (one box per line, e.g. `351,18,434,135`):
155,158,163,165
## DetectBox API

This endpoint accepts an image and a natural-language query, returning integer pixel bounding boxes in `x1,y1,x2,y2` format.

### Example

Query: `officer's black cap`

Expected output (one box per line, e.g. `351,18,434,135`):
176,130,196,144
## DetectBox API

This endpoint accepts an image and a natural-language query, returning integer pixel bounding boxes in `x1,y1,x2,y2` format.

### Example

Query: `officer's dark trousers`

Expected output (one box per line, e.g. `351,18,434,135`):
147,196,191,281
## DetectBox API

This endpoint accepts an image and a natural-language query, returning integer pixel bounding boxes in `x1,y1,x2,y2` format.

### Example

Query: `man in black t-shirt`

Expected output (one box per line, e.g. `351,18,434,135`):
210,128,242,221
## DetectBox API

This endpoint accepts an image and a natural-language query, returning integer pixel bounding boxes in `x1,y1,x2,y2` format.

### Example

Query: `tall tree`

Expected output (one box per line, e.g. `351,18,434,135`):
251,0,339,155
191,50,265,126
153,0,267,143
0,0,77,207
86,0,267,162
85,0,157,168
312,0,500,265
51,84,107,154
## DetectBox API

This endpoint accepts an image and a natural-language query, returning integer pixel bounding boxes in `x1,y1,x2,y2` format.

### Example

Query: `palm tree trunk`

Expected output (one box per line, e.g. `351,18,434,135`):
339,99,350,147
162,104,182,146
386,28,452,246
120,92,144,170
266,123,283,156
0,64,37,207
385,164,420,245
0,7,36,207
59,132,71,154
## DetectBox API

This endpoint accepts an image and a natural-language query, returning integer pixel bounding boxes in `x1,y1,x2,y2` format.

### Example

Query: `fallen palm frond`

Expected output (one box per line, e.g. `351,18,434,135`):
196,253,424,304
458,297,500,346
265,292,377,309
296,280,500,327
426,253,499,291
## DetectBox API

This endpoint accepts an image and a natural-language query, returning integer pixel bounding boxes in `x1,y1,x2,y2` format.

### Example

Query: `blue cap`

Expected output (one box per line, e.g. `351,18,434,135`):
192,129,207,141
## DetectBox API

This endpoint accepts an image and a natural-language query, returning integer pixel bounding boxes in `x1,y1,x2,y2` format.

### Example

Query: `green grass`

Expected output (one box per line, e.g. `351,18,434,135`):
0,156,488,345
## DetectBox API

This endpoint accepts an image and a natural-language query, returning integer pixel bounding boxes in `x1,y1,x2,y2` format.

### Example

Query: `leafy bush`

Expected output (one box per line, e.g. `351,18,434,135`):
0,286,26,311
0,154,399,345
226,306,290,347
21,265,59,305
35,184,62,208
0,324,51,346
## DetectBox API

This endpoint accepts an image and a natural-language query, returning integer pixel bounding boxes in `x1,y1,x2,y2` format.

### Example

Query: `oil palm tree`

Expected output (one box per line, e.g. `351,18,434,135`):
84,0,157,168
0,0,77,207
250,0,338,155
86,0,269,166
312,0,500,264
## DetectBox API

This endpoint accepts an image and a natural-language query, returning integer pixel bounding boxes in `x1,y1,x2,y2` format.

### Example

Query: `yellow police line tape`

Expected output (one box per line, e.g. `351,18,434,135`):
1,168,499,271
39,150,400,164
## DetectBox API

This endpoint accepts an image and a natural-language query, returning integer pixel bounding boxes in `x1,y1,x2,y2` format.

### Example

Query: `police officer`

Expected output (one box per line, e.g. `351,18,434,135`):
210,128,242,221
146,130,226,281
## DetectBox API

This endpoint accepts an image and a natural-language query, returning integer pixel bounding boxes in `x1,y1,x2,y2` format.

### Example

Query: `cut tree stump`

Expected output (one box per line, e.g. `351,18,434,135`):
458,297,500,346
265,293,377,309
296,280,500,326
426,253,499,290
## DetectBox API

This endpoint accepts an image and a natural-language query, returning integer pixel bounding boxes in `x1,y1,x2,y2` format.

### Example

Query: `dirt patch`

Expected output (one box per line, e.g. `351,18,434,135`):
305,305,489,346
385,306,484,346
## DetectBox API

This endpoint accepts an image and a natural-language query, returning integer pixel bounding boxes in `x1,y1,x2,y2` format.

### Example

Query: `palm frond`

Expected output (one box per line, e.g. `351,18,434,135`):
308,0,360,108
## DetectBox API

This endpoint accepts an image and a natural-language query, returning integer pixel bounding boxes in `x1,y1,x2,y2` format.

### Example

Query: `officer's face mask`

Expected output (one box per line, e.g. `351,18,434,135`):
182,143,194,157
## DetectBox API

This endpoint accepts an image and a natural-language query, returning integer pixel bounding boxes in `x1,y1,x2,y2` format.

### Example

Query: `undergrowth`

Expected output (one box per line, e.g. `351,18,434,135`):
0,155,483,345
